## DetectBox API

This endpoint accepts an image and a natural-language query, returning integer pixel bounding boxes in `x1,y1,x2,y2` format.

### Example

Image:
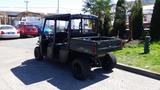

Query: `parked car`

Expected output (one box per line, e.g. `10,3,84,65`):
0,25,20,39
16,24,39,37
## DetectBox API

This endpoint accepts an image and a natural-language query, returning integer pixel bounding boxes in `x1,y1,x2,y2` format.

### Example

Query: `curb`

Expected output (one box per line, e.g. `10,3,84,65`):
116,63,160,80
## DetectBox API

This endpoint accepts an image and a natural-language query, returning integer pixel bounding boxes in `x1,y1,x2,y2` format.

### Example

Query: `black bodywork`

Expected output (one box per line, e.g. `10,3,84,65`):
39,14,99,60
35,14,122,80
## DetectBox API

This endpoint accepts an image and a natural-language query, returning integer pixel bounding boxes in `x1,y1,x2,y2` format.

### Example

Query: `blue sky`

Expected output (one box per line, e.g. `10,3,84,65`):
0,0,134,14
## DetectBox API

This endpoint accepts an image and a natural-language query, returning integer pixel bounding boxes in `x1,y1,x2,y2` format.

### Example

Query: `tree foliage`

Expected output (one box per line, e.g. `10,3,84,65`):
83,0,111,36
150,0,160,40
112,0,126,38
130,0,143,39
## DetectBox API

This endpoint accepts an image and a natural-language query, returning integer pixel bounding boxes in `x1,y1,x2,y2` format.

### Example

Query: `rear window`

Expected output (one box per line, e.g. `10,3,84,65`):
0,26,14,30
27,25,35,29
17,25,35,29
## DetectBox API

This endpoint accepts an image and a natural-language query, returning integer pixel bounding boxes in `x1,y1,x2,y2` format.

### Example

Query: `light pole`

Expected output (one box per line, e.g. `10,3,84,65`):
57,0,59,13
57,0,60,28
24,0,29,12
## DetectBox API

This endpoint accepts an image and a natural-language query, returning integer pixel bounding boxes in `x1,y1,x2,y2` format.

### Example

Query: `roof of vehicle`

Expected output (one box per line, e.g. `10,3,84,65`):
0,25,14,27
17,24,33,26
16,24,37,29
45,14,98,20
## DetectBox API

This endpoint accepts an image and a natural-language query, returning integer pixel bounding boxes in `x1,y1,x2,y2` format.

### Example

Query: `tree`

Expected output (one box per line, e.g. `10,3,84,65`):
83,0,111,36
113,0,126,38
102,14,111,36
130,0,143,39
126,1,135,41
150,0,160,40
128,14,133,41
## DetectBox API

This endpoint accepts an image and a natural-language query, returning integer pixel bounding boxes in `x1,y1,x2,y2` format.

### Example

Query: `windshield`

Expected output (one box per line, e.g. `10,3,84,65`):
44,20,69,34
71,19,96,33
43,20,55,34
26,25,35,29
17,25,35,28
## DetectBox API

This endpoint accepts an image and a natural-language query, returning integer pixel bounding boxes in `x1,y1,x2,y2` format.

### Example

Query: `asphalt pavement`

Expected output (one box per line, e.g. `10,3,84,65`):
0,37,160,90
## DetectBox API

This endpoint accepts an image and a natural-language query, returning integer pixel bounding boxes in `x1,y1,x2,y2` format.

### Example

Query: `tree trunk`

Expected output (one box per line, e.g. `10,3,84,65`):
128,15,133,42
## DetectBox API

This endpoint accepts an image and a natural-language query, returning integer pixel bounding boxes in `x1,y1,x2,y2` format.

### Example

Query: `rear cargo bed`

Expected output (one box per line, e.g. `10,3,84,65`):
70,36,122,55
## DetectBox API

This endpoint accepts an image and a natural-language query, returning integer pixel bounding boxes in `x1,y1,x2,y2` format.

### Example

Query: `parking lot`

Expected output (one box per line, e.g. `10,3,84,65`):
0,38,160,90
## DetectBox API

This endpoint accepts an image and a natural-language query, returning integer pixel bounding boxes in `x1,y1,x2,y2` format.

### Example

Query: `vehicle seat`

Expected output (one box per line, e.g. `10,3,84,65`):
55,32,68,44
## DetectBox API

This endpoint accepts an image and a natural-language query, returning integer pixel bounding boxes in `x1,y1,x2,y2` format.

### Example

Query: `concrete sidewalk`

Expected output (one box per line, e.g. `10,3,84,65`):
116,63,160,80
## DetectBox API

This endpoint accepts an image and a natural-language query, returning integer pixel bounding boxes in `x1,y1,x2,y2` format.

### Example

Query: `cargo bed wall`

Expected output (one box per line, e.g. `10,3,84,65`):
70,36,122,56
70,39,95,55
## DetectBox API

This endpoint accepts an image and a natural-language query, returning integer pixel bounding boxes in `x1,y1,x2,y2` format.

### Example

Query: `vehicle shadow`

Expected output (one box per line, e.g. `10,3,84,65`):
20,36,37,39
0,37,37,41
11,59,110,90
0,38,19,41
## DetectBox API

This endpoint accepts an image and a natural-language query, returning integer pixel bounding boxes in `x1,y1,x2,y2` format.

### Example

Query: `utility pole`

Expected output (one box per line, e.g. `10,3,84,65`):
57,0,59,13
57,0,60,28
24,0,29,12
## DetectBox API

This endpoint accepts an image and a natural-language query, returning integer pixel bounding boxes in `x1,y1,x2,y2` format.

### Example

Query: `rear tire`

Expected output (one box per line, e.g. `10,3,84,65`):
100,53,117,71
34,47,43,61
71,58,91,80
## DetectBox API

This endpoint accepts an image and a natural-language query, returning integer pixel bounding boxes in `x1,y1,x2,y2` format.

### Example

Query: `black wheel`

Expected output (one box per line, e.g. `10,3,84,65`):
100,53,117,71
71,58,91,80
34,46,43,61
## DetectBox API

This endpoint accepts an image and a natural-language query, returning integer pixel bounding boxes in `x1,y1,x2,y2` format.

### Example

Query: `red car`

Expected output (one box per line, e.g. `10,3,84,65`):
16,24,39,37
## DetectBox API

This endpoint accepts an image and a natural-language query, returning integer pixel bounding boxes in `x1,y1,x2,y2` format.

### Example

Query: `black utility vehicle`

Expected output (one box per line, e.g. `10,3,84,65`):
34,14,122,80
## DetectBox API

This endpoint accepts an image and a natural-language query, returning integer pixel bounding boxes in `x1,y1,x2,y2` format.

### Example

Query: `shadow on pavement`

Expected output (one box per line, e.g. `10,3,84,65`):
0,36,37,41
0,38,19,41
11,59,110,90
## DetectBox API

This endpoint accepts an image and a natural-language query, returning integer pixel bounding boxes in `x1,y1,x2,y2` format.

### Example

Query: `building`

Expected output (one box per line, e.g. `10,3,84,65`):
0,11,19,25
0,10,47,26
125,0,155,29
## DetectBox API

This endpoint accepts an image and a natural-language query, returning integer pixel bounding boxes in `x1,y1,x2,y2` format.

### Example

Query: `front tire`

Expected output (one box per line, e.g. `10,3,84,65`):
34,46,43,61
100,53,117,71
71,58,91,80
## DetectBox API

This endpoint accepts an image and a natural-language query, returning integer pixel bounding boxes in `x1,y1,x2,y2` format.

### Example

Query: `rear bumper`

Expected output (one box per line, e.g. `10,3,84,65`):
0,34,20,38
21,32,38,37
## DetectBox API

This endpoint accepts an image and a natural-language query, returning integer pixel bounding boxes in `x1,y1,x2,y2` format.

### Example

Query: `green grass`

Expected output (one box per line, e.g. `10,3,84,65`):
113,41,160,73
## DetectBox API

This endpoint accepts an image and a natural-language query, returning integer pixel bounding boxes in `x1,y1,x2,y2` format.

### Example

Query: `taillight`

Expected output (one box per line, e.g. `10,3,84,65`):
32,29,34,31
16,28,20,34
19,29,24,33
17,30,20,34
92,43,97,55
17,31,20,34
33,28,37,32
1,31,5,34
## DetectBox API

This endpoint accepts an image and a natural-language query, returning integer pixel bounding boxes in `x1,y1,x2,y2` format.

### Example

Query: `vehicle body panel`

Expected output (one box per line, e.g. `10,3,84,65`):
70,36,122,56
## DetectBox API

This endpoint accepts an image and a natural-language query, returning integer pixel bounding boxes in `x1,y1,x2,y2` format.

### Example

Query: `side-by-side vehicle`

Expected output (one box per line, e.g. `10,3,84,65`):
34,14,122,80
